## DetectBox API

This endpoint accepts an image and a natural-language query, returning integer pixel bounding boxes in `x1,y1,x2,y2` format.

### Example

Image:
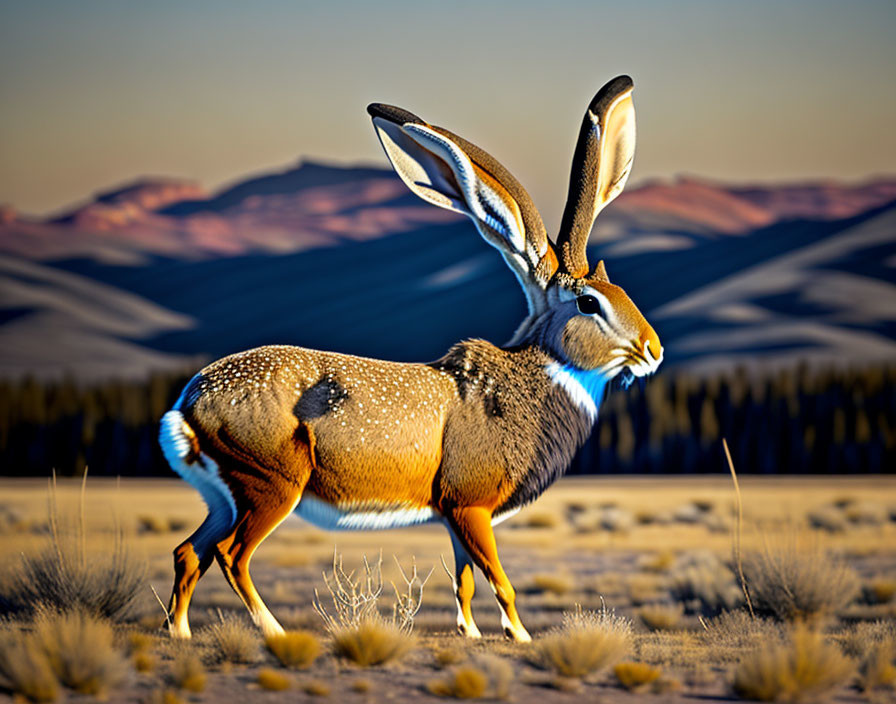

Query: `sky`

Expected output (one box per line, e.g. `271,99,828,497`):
1,0,895,229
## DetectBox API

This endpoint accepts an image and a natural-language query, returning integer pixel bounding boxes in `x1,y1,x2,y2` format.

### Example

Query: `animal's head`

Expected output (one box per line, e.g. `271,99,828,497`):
368,75,661,386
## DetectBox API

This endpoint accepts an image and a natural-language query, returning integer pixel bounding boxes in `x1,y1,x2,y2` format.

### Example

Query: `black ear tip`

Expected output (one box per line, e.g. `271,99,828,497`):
589,75,635,114
366,103,426,127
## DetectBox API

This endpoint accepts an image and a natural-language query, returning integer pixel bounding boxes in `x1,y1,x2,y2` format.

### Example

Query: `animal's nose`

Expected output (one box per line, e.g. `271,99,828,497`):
642,328,662,363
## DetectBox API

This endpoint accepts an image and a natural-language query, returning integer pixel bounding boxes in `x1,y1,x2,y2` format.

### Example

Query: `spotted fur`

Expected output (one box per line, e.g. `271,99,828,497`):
160,76,662,642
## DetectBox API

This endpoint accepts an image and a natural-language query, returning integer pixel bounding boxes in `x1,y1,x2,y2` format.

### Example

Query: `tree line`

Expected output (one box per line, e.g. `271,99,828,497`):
1,364,893,477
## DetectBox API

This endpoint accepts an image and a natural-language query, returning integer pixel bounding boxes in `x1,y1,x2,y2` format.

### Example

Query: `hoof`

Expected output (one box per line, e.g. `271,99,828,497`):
457,622,482,639
503,625,532,643
162,617,192,639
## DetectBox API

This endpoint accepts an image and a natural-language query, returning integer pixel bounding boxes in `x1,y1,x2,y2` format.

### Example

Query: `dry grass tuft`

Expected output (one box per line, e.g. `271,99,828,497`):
303,679,331,696
265,630,321,669
0,626,59,702
858,642,896,693
639,551,676,573
613,661,663,691
733,624,853,702
865,578,896,604
532,574,573,596
351,679,372,693
638,603,684,631
531,604,632,678
670,551,742,614
10,543,146,622
148,688,185,704
519,511,559,529
257,667,291,691
0,475,146,622
428,667,487,698
137,514,171,534
700,609,783,661
126,631,155,654
742,538,859,621
332,619,414,667
134,651,156,673
434,647,466,667
807,506,847,533
844,501,887,525
203,614,261,664
32,608,129,697
170,653,206,692
837,620,896,660
428,655,511,700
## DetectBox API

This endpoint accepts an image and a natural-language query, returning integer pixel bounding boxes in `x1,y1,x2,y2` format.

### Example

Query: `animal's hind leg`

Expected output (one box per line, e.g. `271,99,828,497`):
214,472,307,638
167,508,234,639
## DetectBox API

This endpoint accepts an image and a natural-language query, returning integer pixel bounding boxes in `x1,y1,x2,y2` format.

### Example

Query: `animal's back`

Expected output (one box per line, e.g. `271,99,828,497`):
174,344,456,507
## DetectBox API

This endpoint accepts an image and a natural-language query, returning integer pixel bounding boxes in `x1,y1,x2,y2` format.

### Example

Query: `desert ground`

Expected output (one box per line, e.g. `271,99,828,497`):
1,475,895,703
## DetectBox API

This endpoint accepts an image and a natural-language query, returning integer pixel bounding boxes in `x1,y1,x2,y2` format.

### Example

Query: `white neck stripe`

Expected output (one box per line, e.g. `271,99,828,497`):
546,362,598,421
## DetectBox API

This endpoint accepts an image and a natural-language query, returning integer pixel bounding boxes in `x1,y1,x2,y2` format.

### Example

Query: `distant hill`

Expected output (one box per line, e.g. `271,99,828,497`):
1,161,894,380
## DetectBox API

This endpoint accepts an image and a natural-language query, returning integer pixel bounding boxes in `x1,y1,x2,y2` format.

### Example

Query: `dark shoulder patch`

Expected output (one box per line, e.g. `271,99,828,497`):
293,379,348,420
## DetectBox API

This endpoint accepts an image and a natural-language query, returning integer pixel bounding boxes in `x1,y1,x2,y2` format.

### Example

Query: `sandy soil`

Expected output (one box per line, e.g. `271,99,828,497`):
1,475,894,703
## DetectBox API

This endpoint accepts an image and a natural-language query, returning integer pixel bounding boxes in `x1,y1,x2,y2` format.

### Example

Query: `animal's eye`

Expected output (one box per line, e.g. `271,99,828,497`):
576,295,602,316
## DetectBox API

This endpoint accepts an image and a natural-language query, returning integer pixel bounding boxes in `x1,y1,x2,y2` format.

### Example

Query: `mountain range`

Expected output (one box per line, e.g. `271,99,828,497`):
2,161,894,381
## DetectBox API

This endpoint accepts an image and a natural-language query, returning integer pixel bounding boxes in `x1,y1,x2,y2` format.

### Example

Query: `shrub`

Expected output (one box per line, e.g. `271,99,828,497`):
257,667,291,691
639,551,675,573
838,620,896,659
614,662,663,691
428,655,512,700
669,551,742,614
531,604,632,678
638,603,684,631
134,651,156,673
170,653,205,692
532,574,573,596
520,512,559,529
599,507,635,532
303,679,331,696
137,514,171,534
844,502,887,525
126,631,155,654
858,642,896,693
733,624,853,702
428,667,487,698
1,480,146,622
265,630,321,669
148,689,185,704
865,578,896,604
203,614,260,664
700,609,782,660
332,619,414,667
0,627,59,702
313,552,431,635
807,507,846,533
742,539,859,621
434,647,466,667
32,608,129,697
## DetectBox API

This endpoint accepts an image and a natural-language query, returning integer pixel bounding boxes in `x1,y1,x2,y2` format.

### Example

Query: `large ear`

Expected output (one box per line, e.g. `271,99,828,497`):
368,103,557,313
555,76,636,278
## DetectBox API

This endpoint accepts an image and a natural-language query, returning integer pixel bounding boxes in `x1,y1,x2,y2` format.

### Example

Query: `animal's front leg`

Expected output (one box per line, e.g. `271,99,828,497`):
445,525,482,638
446,506,531,642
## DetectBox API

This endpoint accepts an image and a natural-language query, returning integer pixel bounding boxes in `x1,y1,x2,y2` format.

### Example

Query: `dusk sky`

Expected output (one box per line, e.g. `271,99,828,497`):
2,0,894,228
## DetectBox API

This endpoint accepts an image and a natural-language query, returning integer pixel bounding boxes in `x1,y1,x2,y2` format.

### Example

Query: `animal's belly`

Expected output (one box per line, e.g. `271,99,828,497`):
295,493,441,531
